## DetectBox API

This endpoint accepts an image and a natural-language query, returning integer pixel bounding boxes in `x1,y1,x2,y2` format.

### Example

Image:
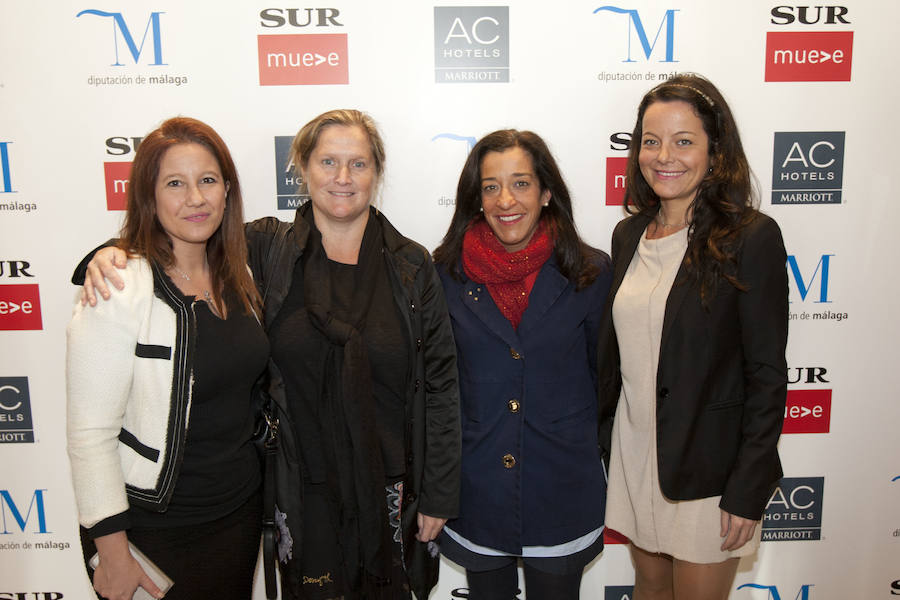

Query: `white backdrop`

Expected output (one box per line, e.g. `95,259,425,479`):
1,2,898,599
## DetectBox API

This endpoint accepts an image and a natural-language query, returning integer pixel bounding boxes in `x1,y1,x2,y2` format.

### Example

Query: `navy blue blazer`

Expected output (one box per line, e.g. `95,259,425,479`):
439,252,612,553
597,212,788,520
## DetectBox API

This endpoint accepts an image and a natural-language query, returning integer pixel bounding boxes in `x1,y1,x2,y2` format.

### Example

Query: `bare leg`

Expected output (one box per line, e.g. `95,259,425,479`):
630,544,674,600
672,557,739,600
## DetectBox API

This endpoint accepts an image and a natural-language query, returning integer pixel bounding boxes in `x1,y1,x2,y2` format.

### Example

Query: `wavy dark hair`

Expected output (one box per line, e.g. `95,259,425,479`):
118,117,261,315
625,73,758,301
434,129,600,290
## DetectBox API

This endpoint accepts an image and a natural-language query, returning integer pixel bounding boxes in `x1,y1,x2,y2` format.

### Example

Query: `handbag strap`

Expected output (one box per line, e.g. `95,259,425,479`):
262,414,279,599
260,220,289,600
261,220,291,305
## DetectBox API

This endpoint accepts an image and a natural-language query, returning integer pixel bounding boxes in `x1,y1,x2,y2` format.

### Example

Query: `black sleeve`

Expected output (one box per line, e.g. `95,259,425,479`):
71,239,118,285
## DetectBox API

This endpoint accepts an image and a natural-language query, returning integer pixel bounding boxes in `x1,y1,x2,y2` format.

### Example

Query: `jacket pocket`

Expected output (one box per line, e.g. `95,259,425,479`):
118,428,160,463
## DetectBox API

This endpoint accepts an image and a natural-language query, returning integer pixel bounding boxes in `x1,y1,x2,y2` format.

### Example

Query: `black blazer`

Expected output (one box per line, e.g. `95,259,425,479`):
597,211,788,520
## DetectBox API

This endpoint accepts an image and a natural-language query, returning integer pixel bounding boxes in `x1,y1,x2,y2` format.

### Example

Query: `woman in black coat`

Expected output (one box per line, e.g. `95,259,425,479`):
597,74,788,599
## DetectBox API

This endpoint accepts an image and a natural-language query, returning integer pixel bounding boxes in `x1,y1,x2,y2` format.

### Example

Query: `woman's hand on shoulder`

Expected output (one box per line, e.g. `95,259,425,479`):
92,532,163,599
83,247,129,306
719,509,758,552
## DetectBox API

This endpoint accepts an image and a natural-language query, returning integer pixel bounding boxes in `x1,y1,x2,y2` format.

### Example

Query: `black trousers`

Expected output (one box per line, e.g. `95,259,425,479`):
467,561,584,600
79,490,262,600
440,530,603,600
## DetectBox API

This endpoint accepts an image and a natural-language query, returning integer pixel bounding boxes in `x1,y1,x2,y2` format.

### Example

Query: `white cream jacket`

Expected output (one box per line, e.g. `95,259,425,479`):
67,258,195,528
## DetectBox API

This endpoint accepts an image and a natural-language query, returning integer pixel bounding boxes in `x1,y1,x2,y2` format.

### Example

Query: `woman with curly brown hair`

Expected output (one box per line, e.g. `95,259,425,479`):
597,74,789,599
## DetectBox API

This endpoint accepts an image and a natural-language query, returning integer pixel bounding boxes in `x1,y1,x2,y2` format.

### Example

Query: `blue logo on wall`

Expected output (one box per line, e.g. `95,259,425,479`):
0,142,14,194
787,254,832,304
76,10,167,66
0,489,50,534
431,133,477,153
593,6,679,63
737,583,814,600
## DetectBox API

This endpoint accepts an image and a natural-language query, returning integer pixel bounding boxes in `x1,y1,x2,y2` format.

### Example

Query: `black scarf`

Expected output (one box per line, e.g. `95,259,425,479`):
299,205,392,596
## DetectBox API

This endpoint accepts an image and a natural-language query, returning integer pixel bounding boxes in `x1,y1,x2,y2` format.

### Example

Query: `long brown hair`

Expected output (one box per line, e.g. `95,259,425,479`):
433,129,601,290
625,73,758,301
118,117,261,315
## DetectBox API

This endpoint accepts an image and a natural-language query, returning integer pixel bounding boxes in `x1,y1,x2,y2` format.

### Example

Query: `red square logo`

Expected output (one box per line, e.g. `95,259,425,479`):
782,389,832,434
606,157,627,206
0,284,42,330
258,34,349,86
104,161,132,211
765,31,853,82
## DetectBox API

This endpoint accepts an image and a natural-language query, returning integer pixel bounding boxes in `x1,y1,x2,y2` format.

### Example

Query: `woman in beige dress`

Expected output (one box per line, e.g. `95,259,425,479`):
597,74,789,599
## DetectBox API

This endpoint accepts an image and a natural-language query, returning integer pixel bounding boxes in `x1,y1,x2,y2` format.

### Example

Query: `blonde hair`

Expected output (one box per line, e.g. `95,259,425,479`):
290,109,386,180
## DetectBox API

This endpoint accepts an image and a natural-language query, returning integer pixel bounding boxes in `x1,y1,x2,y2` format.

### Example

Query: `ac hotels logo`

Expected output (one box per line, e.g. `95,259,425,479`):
765,31,853,81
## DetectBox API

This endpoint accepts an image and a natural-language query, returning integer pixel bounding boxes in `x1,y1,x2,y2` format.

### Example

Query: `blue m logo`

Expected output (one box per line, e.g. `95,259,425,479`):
737,583,814,600
593,6,678,63
1,489,49,534
431,133,477,154
76,10,167,66
787,254,833,304
0,142,14,193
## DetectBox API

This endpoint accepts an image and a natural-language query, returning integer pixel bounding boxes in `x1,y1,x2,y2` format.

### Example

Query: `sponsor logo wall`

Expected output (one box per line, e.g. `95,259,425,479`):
1,1,895,597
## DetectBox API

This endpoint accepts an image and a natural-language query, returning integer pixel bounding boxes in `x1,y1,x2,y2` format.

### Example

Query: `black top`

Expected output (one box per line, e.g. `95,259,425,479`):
269,255,409,479
130,292,269,528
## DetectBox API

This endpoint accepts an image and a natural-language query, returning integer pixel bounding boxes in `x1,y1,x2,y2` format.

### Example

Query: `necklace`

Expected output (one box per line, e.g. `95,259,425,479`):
655,213,688,229
171,265,214,305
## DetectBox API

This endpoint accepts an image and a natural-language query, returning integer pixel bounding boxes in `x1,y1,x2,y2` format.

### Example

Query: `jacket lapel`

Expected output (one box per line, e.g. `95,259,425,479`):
461,278,519,350
610,215,651,299
660,261,691,354
518,259,567,335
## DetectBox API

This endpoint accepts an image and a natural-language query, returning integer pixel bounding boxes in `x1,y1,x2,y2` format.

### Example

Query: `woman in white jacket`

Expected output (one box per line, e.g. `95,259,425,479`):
67,117,267,600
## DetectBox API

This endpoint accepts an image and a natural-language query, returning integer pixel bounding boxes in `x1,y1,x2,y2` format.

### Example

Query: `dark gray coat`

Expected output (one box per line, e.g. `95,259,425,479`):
245,205,461,599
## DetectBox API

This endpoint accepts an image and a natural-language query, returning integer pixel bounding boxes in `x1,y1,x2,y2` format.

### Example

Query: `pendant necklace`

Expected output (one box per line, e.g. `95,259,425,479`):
171,265,215,306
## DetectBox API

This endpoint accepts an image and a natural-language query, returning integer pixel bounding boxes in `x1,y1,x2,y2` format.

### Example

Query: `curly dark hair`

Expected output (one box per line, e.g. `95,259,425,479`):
625,73,759,301
434,129,600,290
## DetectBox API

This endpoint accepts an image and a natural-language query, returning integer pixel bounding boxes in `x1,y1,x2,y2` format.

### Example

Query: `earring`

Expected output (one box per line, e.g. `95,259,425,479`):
479,206,484,212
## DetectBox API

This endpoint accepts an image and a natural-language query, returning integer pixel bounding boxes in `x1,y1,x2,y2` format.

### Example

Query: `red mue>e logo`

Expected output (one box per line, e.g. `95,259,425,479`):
783,389,831,434
104,162,131,211
0,284,43,330
765,31,853,82
605,157,627,206
258,34,348,86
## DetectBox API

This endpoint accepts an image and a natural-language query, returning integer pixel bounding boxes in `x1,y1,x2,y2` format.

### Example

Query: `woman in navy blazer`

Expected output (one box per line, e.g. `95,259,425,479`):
597,74,788,599
433,130,612,599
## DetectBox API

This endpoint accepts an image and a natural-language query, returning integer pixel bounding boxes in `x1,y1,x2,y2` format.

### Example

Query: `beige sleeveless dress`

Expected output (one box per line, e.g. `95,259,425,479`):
604,226,761,563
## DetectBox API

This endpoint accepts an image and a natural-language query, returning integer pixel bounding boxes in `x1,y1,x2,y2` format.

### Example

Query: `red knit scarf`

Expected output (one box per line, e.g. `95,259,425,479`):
462,218,554,329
